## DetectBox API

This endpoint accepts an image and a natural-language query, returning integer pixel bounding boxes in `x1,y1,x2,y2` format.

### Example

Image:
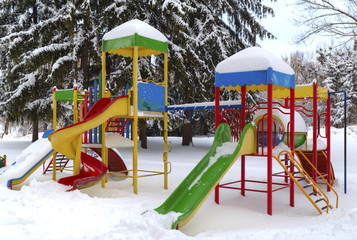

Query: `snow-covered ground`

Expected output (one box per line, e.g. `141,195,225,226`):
0,127,356,240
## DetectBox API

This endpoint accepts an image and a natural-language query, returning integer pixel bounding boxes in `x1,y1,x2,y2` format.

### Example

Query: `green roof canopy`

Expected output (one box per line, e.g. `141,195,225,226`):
102,19,168,58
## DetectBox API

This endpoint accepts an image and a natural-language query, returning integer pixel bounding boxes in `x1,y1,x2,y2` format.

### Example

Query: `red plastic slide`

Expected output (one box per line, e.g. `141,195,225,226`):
90,148,127,174
58,152,108,191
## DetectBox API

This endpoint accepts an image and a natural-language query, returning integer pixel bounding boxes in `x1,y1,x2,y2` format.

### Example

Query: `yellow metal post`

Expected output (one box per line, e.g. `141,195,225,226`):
101,122,107,187
163,53,168,189
74,136,81,175
101,51,107,188
73,86,78,124
52,87,57,181
133,46,139,194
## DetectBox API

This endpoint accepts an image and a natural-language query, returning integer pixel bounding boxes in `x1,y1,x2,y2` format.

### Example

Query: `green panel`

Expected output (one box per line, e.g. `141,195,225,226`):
102,35,135,52
154,123,255,229
102,34,168,54
283,133,307,148
55,90,74,101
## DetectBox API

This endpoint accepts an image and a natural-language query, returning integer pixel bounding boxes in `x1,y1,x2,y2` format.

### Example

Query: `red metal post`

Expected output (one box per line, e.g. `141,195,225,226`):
215,87,220,130
215,86,220,204
290,88,295,207
241,85,246,197
284,99,289,183
267,84,273,215
326,93,331,191
313,82,318,183
84,92,88,143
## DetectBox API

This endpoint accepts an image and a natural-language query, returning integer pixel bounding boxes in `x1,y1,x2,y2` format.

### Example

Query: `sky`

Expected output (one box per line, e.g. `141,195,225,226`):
257,0,331,58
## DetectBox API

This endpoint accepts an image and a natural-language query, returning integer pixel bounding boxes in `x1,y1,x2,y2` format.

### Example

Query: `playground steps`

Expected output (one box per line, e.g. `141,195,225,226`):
274,151,338,214
294,150,335,184
106,118,128,135
43,153,71,174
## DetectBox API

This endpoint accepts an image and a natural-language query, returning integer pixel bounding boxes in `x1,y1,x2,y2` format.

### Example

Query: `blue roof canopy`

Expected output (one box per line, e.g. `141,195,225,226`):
215,47,295,91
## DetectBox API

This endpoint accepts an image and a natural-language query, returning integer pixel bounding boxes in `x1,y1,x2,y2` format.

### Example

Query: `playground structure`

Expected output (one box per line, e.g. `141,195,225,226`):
5,19,170,193
2,19,345,230
214,47,338,215
48,19,170,193
156,47,340,229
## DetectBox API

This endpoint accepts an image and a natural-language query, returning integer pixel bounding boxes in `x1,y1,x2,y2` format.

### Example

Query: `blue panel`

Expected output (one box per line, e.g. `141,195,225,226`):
138,82,165,112
42,129,54,138
258,132,285,147
215,70,268,88
272,71,295,89
215,68,295,89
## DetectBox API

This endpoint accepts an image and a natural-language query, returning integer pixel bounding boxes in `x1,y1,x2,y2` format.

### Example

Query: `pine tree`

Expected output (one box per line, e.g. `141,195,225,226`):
0,0,102,141
318,48,357,127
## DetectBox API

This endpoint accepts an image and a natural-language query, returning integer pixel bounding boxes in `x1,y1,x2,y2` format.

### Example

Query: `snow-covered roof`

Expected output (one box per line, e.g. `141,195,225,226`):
215,47,295,92
103,19,168,43
216,47,294,75
252,107,307,133
102,19,168,58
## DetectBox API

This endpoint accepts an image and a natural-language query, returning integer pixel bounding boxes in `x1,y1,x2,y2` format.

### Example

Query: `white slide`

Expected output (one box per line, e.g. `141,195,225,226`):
0,130,54,189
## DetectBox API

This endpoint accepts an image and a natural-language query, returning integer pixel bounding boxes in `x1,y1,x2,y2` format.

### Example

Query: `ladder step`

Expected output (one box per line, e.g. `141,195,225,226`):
281,159,290,162
303,184,312,189
292,171,300,175
298,177,306,182
286,165,295,168
321,205,328,211
315,198,324,203
309,191,318,196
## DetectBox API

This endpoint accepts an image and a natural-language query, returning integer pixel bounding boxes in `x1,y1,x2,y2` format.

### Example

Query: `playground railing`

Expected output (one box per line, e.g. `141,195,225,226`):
219,109,241,142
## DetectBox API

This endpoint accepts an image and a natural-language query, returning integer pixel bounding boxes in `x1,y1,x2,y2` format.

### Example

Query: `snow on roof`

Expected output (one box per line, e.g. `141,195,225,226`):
103,19,168,43
252,107,307,133
215,47,294,75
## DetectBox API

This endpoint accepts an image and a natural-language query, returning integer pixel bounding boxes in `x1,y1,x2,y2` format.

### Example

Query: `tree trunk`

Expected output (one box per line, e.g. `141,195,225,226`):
4,120,9,135
32,116,39,142
81,41,89,89
138,119,147,149
182,120,193,146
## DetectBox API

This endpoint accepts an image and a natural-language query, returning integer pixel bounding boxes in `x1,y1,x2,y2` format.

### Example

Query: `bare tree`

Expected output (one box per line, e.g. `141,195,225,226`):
293,0,357,45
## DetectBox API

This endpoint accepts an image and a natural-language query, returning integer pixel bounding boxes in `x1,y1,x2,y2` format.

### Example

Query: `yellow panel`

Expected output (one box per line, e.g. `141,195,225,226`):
105,47,165,58
223,83,292,93
273,85,328,100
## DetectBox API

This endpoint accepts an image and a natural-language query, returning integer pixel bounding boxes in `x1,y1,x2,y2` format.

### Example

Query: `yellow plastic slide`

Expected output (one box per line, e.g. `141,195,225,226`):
49,96,128,159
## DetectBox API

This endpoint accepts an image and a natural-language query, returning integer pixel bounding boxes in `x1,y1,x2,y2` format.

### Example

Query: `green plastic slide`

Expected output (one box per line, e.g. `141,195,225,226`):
283,133,307,148
154,123,257,229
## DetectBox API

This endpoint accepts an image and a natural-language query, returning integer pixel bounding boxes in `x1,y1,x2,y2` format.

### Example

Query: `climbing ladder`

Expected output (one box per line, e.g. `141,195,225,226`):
43,153,72,174
273,150,338,214
106,118,130,135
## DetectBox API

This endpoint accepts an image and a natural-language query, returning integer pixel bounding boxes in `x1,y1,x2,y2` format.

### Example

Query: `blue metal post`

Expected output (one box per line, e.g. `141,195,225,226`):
89,87,93,143
94,80,98,144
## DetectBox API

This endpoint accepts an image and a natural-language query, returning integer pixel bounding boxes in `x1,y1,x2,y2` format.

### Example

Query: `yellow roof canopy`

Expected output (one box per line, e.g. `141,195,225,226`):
273,85,328,101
